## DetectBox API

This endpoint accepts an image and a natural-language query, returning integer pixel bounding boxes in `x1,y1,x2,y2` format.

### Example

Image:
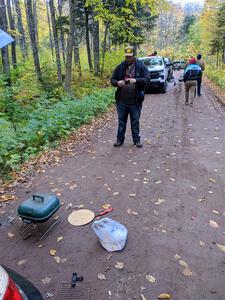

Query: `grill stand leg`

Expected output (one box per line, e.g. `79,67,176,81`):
39,217,60,240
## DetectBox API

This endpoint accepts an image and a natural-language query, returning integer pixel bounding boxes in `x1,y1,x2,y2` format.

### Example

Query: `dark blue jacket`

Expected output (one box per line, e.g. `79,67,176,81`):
111,59,150,104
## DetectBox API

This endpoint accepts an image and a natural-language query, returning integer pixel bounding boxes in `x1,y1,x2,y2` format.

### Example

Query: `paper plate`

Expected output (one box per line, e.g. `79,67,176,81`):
68,209,95,226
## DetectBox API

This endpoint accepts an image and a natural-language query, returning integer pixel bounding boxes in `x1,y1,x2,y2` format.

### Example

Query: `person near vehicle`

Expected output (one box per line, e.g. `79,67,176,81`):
111,46,150,148
148,50,157,57
183,58,202,106
196,53,205,96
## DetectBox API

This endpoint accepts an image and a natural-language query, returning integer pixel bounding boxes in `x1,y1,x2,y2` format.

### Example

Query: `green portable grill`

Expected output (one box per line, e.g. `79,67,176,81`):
18,194,61,240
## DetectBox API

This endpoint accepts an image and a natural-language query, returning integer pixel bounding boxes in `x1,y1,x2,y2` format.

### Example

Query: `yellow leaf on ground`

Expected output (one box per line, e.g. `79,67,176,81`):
146,274,156,283
57,236,63,243
217,243,225,252
50,249,56,256
140,294,148,300
210,220,219,228
212,210,219,215
158,293,171,299
0,195,15,202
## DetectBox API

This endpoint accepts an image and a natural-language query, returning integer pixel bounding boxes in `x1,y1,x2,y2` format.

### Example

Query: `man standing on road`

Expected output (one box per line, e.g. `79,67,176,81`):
196,53,205,96
183,58,202,106
111,46,150,148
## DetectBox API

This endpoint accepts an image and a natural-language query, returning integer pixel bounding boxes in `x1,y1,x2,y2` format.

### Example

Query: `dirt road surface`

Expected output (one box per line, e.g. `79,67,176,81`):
1,74,225,300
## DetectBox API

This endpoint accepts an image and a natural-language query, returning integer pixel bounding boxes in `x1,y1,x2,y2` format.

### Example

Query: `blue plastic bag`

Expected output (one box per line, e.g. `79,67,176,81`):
92,217,128,252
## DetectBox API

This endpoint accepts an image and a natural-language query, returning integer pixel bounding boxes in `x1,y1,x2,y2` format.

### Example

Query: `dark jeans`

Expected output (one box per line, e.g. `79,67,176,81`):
116,102,142,143
197,76,202,96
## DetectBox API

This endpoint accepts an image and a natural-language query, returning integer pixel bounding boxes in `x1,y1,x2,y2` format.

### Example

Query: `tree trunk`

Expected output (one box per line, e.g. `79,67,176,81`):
45,0,54,60
33,0,38,46
92,19,100,75
49,0,62,84
58,0,66,64
74,34,82,77
85,6,93,71
6,0,17,68
14,0,27,59
101,21,109,75
25,0,42,82
0,0,11,84
64,0,76,92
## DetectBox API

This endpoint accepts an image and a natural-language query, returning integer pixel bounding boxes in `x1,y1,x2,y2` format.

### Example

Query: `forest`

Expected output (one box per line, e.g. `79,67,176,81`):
0,0,225,180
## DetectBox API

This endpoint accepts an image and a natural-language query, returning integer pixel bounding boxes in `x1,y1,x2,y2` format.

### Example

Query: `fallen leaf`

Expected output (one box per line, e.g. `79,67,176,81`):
210,220,219,228
182,268,193,276
209,178,216,184
113,192,119,196
155,181,162,184
212,210,219,215
174,254,181,260
178,260,188,268
17,259,27,266
140,294,148,300
158,293,171,299
57,236,63,243
199,241,205,246
129,193,136,197
115,262,124,270
8,232,14,238
146,274,156,283
127,208,132,215
50,249,56,256
38,244,44,248
155,198,165,205
217,243,225,252
132,211,138,216
54,256,61,264
42,277,52,285
169,178,175,182
0,195,15,202
191,186,197,190
97,273,106,280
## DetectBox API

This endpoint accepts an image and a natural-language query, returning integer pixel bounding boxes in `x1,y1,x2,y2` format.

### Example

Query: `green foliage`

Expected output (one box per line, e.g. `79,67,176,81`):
205,65,225,91
0,88,114,177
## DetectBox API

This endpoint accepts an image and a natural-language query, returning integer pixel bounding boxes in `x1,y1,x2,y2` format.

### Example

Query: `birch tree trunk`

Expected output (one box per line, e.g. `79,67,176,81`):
64,0,76,92
92,19,100,75
6,0,17,68
14,0,27,59
49,0,62,83
25,0,42,82
85,6,93,71
0,0,11,84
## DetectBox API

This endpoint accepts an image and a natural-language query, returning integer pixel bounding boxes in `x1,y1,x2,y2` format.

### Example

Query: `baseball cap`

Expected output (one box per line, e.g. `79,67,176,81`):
124,46,134,56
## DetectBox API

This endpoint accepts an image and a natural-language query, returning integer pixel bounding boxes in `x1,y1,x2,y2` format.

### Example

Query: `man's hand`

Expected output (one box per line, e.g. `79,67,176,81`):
117,80,126,87
128,78,136,84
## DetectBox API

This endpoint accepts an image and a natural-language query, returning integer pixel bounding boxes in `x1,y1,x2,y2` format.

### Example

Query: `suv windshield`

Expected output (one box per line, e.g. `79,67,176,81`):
141,57,163,67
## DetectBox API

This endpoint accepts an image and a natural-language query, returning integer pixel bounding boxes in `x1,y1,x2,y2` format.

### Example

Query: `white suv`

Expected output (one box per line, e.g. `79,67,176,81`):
139,56,169,93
